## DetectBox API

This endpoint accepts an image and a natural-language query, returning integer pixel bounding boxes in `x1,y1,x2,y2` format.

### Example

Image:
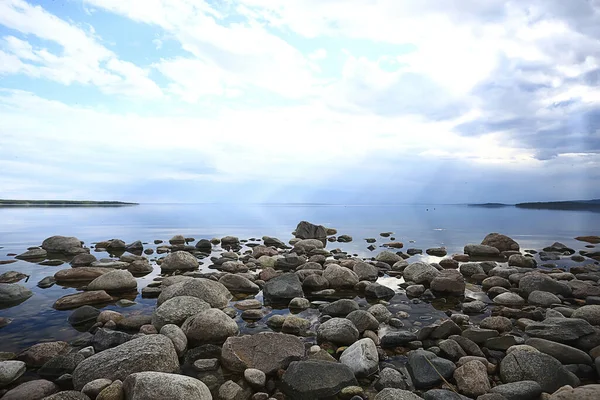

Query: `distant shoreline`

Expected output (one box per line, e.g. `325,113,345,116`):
0,200,138,207
469,199,600,211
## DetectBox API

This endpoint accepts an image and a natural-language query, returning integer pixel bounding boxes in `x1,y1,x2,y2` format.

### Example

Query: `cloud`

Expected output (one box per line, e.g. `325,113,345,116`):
0,0,162,97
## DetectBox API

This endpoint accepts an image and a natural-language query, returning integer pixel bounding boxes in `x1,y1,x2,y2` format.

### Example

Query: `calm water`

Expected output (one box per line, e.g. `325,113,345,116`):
0,203,599,353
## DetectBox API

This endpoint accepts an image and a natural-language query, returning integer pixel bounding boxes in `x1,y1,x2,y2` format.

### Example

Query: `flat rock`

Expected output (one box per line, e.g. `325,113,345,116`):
0,271,28,284
321,299,359,317
519,273,572,297
42,236,83,253
524,317,595,342
72,334,179,390
221,332,304,374
54,268,113,282
123,371,211,400
53,290,113,310
281,360,358,400
17,341,70,367
43,391,91,399
219,274,259,294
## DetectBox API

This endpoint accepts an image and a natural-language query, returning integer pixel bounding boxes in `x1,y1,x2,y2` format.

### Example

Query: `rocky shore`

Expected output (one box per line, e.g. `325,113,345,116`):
1,222,600,399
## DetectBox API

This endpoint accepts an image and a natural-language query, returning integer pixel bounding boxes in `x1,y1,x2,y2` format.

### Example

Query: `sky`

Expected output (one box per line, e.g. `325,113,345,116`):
0,0,599,204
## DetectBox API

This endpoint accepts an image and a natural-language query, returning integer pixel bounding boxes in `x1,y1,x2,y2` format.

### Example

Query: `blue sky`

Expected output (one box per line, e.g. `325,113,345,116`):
1,0,599,204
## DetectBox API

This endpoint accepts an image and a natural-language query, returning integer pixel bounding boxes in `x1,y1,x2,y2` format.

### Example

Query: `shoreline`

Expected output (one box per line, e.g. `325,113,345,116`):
1,224,600,399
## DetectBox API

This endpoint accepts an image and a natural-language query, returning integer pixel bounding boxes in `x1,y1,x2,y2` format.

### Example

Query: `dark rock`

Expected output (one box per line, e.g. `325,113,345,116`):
407,349,456,389
525,317,595,342
263,273,304,305
490,381,542,400
381,331,418,348
294,221,327,240
68,306,100,326
375,367,409,391
38,353,85,381
364,282,396,299
526,338,593,364
17,341,70,367
321,299,359,317
519,273,571,296
1,379,59,400
281,361,358,400
482,233,520,252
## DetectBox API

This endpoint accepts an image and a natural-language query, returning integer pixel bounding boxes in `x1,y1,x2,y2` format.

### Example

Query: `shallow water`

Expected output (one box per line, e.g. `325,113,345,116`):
0,203,598,353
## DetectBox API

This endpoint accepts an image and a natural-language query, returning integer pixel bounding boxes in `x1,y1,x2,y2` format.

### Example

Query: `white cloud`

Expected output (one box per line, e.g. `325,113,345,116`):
0,0,162,97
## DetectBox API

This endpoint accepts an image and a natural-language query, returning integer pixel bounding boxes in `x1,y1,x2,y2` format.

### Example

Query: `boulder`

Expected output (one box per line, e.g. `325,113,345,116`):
68,306,101,326
0,360,26,387
493,292,525,306
221,332,304,374
323,264,359,289
375,251,402,265
339,338,379,377
72,335,179,390
346,310,379,333
44,390,90,399
353,262,379,281
364,282,396,299
15,248,47,260
92,328,133,352
160,324,187,357
549,384,600,400
572,305,600,326
481,233,519,252
464,244,500,257
508,254,536,268
82,379,112,399
407,349,456,389
490,381,542,400
294,221,327,240
528,290,561,307
87,270,137,292
160,251,199,272
0,283,33,308
1,379,59,400
218,274,260,294
381,332,418,348
453,360,490,397
181,309,239,345
525,318,595,342
38,353,85,381
17,341,70,367
430,269,466,295
403,262,440,285
53,290,113,310
123,371,211,400
499,350,580,393
263,273,303,305
374,389,423,400
152,296,211,330
293,239,325,254
157,278,232,308
42,235,83,253
317,318,359,345
281,361,358,399
525,338,592,365
519,274,572,297
321,299,359,317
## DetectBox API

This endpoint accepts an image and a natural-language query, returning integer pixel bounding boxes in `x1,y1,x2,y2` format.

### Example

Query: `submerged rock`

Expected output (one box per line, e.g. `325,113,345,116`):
0,283,33,308
53,290,113,310
281,361,358,399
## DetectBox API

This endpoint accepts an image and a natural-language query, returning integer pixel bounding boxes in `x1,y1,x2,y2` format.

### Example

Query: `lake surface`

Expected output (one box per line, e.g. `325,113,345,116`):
0,203,599,353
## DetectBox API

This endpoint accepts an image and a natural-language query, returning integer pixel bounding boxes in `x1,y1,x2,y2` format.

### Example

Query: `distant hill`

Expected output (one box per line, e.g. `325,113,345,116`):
0,200,138,207
468,203,512,208
515,199,600,210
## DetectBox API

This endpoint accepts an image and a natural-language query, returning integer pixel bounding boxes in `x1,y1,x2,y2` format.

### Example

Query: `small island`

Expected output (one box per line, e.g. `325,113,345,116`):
515,199,600,210
0,200,138,207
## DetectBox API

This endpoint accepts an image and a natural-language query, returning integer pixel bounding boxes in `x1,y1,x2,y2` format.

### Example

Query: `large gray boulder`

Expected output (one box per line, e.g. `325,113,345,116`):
294,221,327,240
72,335,179,390
157,278,232,308
151,296,211,330
281,361,358,399
317,318,359,345
519,273,572,297
1,379,59,400
481,233,519,252
42,235,83,253
430,269,465,295
123,371,211,400
339,338,379,377
323,264,359,289
181,309,239,345
0,283,33,308
572,305,600,326
160,251,199,272
499,350,579,393
263,273,303,305
87,270,137,292
403,262,440,285
221,332,304,374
